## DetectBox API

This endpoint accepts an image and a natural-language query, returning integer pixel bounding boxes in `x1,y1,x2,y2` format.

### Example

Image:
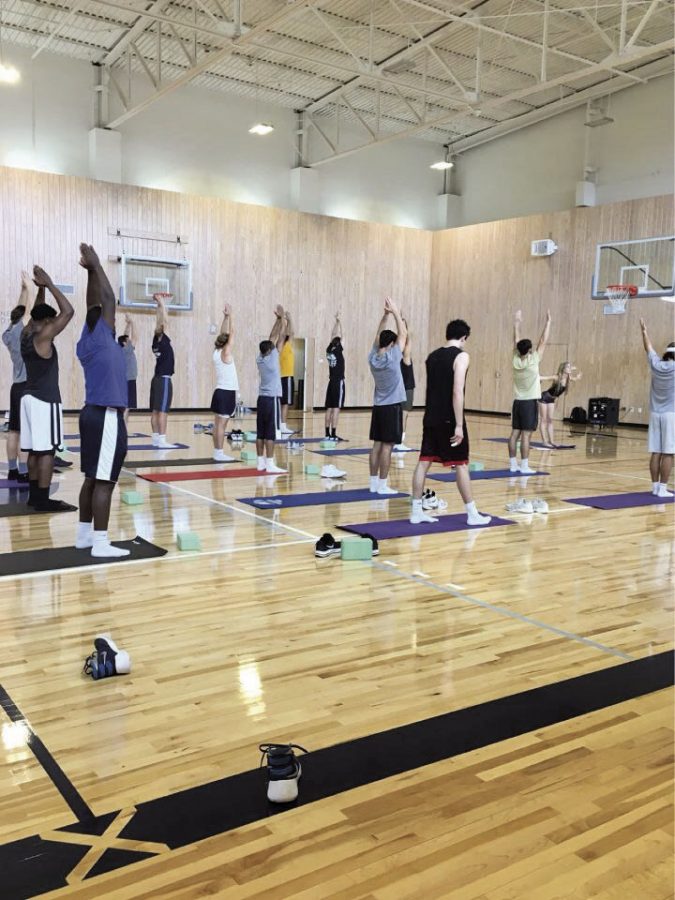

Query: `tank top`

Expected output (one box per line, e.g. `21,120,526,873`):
548,380,567,398
423,345,465,427
21,330,61,403
213,348,239,391
280,341,294,377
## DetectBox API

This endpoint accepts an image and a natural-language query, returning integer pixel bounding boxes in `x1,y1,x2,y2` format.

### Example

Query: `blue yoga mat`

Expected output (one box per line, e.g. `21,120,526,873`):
314,446,418,457
484,437,576,450
429,468,549,483
566,492,674,510
339,513,513,540
66,442,189,453
238,488,409,509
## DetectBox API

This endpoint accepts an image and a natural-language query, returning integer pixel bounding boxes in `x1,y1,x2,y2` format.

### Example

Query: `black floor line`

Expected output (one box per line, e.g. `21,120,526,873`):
0,686,94,823
0,652,672,898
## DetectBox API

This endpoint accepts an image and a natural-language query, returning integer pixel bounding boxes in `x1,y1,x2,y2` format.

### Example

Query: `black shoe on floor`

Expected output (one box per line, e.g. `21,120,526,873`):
315,532,341,558
360,533,380,556
54,456,73,469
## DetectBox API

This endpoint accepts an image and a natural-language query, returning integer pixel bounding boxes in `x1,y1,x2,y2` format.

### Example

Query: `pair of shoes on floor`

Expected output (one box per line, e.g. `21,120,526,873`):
505,498,549,514
314,532,379,558
82,634,131,680
152,439,178,449
256,463,286,474
393,442,411,452
259,742,308,802
422,489,447,511
324,435,340,442
321,464,346,479
54,455,72,469
7,469,29,483
652,484,674,497
229,429,244,442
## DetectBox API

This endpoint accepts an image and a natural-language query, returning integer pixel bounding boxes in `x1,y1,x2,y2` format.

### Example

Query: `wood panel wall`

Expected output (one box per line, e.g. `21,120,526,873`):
430,195,674,425
0,167,432,410
1,166,672,427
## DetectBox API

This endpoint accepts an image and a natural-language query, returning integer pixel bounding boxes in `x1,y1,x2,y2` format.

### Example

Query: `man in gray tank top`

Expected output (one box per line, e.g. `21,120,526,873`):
641,318,675,497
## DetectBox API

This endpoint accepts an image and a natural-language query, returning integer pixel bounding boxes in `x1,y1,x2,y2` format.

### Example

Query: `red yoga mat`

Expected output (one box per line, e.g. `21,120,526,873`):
139,468,286,483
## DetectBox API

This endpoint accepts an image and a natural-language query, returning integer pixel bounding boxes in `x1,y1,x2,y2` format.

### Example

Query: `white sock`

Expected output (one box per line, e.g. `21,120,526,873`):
369,475,379,492
76,521,93,548
402,432,406,441
257,456,266,469
466,501,478,516
91,530,130,558
281,422,287,430
159,434,167,442
378,477,388,490
521,458,529,469
152,432,159,444
466,501,491,525
658,483,673,496
266,458,275,468
412,498,423,515
652,481,659,494
509,456,519,471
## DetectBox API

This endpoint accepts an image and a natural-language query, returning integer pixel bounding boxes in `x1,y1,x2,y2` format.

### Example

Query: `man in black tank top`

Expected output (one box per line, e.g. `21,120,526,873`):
20,266,74,512
410,319,491,527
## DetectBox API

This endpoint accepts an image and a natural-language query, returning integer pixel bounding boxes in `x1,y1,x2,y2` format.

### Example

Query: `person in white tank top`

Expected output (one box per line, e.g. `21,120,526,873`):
210,305,239,461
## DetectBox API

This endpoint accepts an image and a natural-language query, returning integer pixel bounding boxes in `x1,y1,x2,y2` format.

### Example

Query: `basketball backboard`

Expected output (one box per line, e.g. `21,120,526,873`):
591,235,674,300
119,255,193,310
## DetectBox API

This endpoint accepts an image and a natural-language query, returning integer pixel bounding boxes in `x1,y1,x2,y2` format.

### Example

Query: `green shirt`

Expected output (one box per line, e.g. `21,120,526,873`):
513,350,541,400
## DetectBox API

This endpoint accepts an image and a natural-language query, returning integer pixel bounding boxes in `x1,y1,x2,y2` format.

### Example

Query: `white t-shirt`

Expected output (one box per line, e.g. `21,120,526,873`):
213,348,239,391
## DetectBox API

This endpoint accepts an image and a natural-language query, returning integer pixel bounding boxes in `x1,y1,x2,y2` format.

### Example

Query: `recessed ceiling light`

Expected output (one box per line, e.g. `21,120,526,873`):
430,160,453,170
0,63,20,85
249,122,274,135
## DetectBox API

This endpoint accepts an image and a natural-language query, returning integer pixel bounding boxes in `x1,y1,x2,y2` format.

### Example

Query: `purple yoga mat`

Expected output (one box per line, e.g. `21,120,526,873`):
0,479,28,490
238,488,409,509
429,468,548,483
277,437,349,445
566,492,675,510
64,432,148,440
339,513,514,540
66,442,190,453
484,437,576,450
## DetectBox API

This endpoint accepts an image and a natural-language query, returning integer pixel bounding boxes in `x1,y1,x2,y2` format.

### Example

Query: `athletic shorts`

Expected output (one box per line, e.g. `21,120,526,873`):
539,391,555,405
150,375,173,413
419,421,469,467
281,376,294,406
648,412,675,454
20,394,63,453
79,405,128,483
8,381,26,432
325,378,345,409
210,389,236,418
257,395,281,442
369,403,403,445
127,379,137,410
512,399,539,432
402,388,414,412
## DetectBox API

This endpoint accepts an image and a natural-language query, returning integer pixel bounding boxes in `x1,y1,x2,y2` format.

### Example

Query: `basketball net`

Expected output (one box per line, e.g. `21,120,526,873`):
605,284,637,314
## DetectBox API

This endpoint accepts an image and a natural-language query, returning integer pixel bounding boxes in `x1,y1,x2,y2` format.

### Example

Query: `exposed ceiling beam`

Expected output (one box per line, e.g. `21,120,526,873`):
309,38,674,166
102,0,174,65
32,1,89,59
105,0,314,128
625,0,664,52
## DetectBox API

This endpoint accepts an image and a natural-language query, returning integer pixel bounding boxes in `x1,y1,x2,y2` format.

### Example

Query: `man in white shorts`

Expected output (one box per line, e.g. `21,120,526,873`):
640,318,675,497
20,266,74,511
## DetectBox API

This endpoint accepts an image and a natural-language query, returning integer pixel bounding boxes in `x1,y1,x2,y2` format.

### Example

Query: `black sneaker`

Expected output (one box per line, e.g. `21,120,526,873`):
83,634,131,680
7,468,19,481
54,456,73,469
259,742,307,803
360,533,380,556
315,532,341,558
16,472,29,483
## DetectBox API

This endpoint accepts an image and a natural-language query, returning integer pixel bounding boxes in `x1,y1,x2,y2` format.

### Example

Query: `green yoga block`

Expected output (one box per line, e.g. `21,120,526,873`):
121,491,144,505
244,431,257,441
304,463,321,475
469,461,484,472
177,531,202,551
319,440,334,449
341,536,373,561
241,449,257,461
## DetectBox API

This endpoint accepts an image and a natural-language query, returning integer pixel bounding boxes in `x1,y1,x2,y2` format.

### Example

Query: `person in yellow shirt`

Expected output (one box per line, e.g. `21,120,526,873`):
279,310,295,436
508,308,551,474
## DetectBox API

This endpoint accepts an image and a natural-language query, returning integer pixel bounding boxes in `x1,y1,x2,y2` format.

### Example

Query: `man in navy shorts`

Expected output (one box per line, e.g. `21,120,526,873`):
410,319,491,527
75,243,129,557
255,305,287,474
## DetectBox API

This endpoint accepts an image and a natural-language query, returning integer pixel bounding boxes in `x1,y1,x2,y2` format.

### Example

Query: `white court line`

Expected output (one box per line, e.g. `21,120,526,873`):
123,468,319,541
0,538,315,583
370,561,633,662
581,467,659,485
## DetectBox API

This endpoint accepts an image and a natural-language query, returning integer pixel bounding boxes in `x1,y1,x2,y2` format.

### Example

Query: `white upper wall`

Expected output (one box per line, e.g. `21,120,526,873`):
0,46,672,230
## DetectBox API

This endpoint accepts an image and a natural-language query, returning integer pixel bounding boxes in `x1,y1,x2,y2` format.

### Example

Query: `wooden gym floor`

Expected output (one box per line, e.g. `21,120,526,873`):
0,410,672,899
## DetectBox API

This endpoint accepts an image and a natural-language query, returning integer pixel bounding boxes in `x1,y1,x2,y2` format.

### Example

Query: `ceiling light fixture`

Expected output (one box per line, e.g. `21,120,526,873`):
430,160,453,170
0,61,19,84
249,122,274,136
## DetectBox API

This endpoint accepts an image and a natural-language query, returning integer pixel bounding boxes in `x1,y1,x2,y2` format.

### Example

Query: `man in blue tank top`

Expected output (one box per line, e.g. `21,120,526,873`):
75,243,129,557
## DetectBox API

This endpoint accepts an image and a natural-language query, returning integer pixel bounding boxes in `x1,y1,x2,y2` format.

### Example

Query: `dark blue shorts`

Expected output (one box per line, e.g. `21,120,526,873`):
210,389,236,417
150,376,172,413
256,396,280,441
79,405,127,483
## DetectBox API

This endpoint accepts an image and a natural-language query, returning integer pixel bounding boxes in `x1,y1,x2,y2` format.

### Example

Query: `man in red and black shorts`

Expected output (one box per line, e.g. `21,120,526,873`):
410,319,491,526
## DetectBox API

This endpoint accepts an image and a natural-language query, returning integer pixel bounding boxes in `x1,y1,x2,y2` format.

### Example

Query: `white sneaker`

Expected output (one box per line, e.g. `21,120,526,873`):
393,443,411,452
657,486,674,497
505,499,534,514
467,511,492,526
410,511,438,524
377,484,399,495
519,466,537,475
532,498,549,513
156,439,178,449
266,464,286,474
321,464,346,479
213,451,234,462
280,426,294,435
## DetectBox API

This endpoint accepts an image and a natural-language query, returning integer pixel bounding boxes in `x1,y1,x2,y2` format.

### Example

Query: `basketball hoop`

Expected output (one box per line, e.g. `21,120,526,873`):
605,284,637,314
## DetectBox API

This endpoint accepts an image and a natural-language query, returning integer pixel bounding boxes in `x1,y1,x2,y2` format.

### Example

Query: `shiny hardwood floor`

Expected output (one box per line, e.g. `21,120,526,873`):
0,410,672,898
